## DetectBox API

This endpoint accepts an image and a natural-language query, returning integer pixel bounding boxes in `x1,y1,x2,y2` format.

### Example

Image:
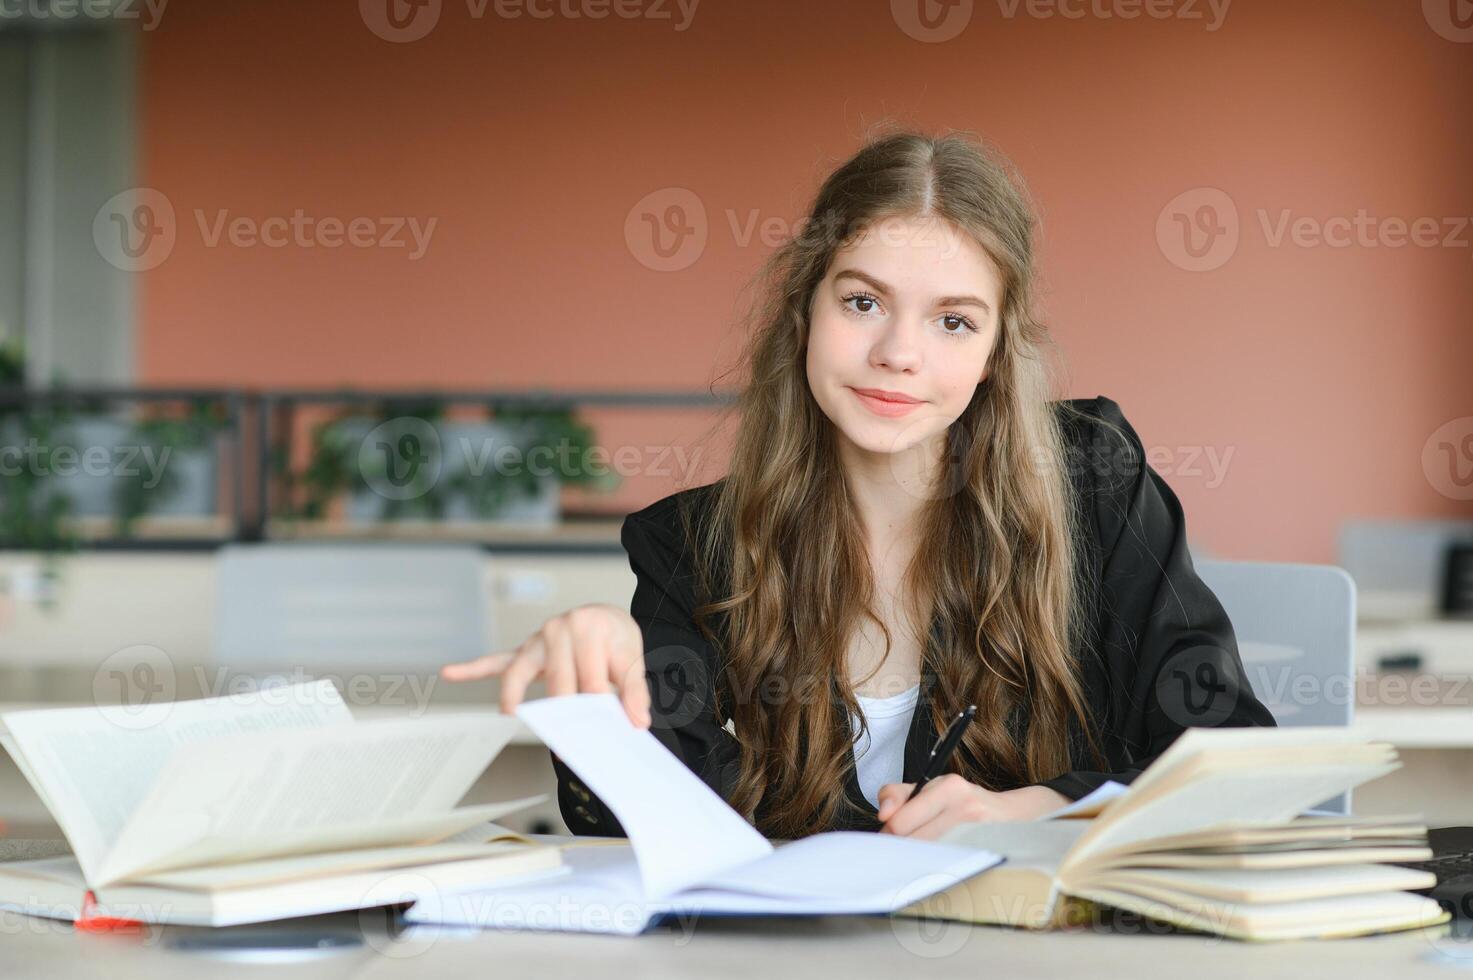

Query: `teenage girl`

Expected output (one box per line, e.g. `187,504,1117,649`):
442,130,1275,841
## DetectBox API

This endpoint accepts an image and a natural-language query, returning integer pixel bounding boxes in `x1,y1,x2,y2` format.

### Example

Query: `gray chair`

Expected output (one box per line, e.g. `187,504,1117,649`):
1338,518,1473,619
1195,559,1357,815
214,543,489,674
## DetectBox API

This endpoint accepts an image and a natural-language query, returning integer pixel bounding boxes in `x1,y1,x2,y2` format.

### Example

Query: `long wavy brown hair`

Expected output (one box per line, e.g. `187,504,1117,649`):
675,127,1117,838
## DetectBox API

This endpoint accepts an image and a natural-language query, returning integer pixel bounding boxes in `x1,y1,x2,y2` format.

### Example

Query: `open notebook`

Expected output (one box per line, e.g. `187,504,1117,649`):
404,693,1004,935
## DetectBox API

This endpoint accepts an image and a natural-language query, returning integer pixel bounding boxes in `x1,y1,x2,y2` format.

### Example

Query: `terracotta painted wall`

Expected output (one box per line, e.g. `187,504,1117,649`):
135,0,1473,561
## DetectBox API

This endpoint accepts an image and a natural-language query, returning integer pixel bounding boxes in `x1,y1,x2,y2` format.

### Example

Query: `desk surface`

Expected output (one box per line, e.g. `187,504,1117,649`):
6,901,1472,980
4,841,1473,980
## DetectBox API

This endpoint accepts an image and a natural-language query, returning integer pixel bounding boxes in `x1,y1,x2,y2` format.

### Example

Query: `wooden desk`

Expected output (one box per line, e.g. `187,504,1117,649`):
2,881,1469,980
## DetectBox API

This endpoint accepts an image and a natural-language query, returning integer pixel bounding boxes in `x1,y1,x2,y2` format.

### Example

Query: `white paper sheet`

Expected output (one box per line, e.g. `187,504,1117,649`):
1044,780,1129,820
516,693,773,898
496,692,1005,933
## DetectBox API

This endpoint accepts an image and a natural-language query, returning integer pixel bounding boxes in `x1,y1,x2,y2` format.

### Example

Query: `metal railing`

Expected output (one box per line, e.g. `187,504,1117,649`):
0,386,734,549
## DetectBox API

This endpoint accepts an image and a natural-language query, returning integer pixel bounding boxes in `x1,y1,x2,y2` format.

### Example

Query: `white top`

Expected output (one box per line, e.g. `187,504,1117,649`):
848,683,921,808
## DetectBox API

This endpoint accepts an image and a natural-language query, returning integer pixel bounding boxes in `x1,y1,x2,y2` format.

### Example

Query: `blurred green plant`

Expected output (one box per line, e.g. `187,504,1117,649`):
0,339,77,600
277,398,618,523
0,339,229,548
112,399,231,537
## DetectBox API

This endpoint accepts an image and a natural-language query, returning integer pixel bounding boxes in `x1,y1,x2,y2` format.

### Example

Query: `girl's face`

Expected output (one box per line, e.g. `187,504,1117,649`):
805,214,1004,467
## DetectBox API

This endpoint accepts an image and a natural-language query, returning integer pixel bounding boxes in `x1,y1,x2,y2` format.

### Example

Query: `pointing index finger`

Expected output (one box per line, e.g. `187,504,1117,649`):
440,651,515,680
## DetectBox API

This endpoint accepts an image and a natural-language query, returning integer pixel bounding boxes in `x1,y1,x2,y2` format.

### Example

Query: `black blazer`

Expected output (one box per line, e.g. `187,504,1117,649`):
551,395,1276,836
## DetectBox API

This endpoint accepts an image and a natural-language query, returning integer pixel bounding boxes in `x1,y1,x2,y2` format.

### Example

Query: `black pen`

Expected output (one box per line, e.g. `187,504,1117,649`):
905,704,978,802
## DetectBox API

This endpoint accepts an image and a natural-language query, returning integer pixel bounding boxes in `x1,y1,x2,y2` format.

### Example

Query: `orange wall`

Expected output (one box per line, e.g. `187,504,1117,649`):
136,0,1473,561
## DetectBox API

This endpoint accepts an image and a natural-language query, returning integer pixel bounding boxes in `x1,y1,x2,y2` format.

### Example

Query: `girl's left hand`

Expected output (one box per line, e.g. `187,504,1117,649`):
876,776,1071,840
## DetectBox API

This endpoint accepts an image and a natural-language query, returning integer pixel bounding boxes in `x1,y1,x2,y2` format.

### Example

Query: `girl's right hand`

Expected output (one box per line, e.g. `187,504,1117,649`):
439,603,652,729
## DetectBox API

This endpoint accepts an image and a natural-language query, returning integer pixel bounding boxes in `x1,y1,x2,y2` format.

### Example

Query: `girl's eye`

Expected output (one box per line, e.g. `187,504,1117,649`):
941,313,979,335
842,291,882,316
842,291,980,337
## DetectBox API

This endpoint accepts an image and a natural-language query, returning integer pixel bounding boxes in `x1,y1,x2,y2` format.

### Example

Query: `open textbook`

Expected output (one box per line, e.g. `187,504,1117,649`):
900,727,1450,941
0,680,562,926
404,693,1004,935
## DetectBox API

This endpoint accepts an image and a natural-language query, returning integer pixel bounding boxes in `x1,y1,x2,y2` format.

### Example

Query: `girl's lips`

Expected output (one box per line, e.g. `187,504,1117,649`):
851,388,922,417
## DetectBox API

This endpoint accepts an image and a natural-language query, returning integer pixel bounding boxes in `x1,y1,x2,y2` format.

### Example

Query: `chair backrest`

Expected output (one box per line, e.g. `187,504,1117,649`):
1338,518,1473,618
1195,559,1356,815
214,543,489,675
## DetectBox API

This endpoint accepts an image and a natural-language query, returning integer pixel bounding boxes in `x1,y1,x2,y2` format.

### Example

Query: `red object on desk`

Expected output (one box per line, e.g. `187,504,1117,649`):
75,890,145,934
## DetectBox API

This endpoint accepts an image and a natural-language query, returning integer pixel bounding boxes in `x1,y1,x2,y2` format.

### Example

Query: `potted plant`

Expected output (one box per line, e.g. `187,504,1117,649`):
110,399,231,537
278,397,618,525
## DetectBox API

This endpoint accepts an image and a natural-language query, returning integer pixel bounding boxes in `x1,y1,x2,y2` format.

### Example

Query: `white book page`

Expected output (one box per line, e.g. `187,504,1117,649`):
408,827,1002,931
0,732,58,816
407,843,657,935
1043,781,1128,820
1098,862,1436,902
132,832,551,890
1066,762,1400,870
440,820,533,845
97,712,524,885
940,818,1090,871
0,680,350,884
516,694,773,899
111,798,544,885
1120,726,1373,800
692,831,1003,907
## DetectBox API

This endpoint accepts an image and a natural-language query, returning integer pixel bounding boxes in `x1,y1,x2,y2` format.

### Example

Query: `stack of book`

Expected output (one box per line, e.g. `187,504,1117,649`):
901,727,1449,940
